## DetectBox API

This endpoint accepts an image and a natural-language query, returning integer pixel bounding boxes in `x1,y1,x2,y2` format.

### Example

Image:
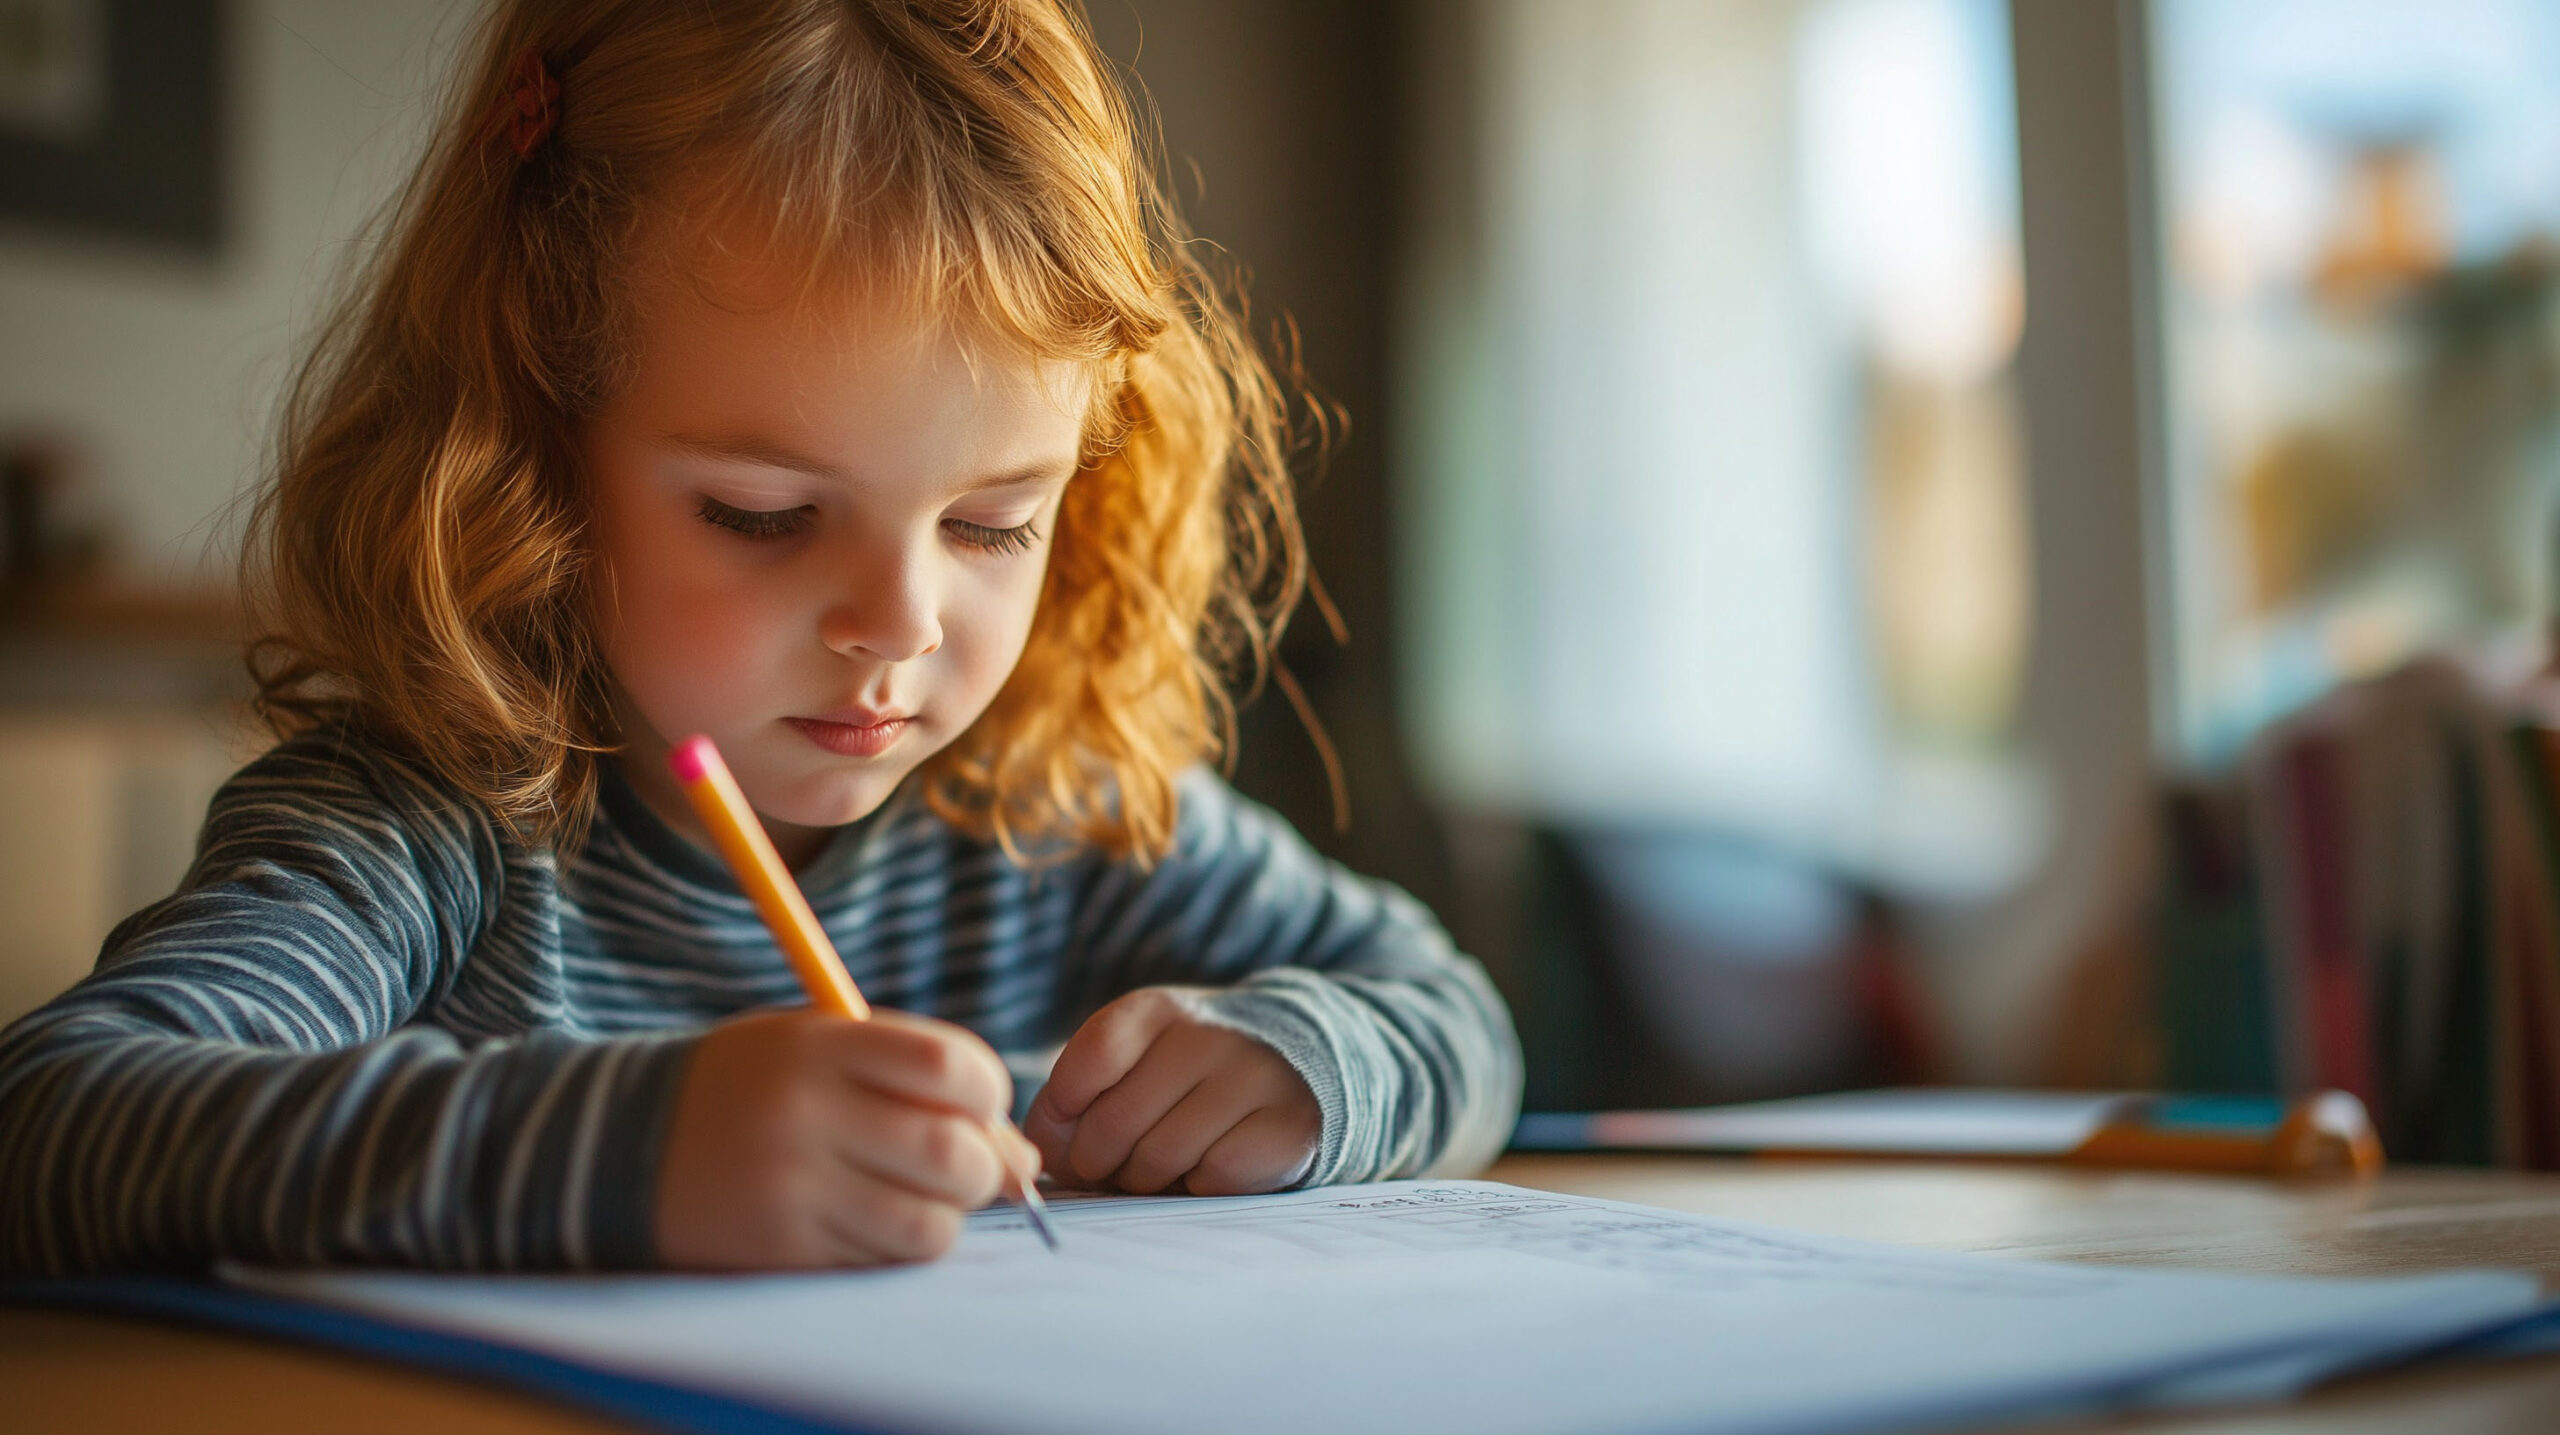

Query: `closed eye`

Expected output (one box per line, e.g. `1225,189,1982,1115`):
698,496,814,539
945,517,1043,556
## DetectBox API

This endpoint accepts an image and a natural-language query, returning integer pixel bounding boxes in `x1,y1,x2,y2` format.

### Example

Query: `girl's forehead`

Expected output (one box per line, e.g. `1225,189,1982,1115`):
611,237,1092,444
621,197,1107,415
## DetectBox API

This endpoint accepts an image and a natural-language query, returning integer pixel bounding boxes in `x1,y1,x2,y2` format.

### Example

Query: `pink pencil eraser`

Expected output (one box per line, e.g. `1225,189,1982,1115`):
667,735,719,785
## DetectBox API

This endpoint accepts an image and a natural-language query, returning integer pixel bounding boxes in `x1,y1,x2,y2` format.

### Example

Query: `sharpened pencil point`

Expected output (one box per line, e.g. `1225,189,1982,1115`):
1020,1181,1061,1251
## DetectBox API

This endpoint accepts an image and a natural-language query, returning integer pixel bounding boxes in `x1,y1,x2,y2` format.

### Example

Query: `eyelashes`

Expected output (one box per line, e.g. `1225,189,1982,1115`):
696,497,814,539
941,517,1045,556
694,497,1043,555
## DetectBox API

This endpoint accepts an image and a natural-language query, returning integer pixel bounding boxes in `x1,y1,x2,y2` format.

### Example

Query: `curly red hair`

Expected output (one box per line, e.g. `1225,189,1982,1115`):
246,0,1313,863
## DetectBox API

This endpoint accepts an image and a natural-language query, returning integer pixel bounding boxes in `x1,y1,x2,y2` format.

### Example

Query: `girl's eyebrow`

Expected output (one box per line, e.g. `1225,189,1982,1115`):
660,431,839,478
952,460,1076,495
659,430,1075,495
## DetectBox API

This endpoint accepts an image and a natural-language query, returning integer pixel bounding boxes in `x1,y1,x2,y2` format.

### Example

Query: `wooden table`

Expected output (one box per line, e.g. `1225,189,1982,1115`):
12,1155,2560,1433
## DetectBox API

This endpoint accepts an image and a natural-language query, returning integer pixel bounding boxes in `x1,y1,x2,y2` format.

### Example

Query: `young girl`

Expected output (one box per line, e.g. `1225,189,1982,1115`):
0,0,1518,1276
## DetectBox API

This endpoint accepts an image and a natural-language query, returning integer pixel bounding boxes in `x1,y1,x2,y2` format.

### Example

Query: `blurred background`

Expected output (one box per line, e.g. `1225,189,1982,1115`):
4,0,2558,1161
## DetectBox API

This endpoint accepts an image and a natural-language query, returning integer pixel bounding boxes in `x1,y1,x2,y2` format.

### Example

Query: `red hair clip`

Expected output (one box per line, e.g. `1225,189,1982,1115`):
486,47,560,161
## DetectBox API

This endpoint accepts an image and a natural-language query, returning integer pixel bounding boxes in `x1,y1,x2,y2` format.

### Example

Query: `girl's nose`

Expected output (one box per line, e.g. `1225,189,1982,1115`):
816,542,943,663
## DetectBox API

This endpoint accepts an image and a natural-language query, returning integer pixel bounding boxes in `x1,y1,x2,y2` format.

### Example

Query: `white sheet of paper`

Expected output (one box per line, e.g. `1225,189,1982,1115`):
229,1180,2540,1435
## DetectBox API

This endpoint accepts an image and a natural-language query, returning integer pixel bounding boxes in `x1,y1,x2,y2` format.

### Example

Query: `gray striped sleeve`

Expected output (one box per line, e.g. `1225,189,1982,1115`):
1062,770,1523,1185
0,737,693,1277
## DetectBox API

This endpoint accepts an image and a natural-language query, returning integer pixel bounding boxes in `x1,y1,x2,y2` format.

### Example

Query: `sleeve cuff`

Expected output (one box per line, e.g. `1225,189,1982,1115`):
1181,974,1364,1188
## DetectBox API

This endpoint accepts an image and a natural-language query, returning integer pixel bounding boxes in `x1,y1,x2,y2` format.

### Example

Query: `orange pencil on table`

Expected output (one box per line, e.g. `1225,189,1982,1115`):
667,733,1060,1251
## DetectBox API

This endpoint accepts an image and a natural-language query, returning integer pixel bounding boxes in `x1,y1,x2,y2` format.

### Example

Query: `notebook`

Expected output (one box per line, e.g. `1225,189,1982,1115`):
21,1179,2543,1435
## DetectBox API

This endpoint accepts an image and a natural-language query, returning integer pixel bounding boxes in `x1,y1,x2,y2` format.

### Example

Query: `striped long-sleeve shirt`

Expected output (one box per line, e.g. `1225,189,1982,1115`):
0,727,1521,1276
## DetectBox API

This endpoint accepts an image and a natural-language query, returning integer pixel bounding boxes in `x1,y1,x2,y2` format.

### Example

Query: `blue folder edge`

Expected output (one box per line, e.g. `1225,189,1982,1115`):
10,1271,2560,1434
0,1276,878,1435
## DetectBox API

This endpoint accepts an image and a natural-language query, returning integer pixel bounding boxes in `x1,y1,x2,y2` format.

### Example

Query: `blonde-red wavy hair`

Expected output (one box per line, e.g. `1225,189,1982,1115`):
247,0,1317,863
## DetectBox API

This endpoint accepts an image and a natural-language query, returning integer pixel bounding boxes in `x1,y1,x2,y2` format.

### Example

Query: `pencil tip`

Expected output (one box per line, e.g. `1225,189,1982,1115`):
1020,1183,1062,1251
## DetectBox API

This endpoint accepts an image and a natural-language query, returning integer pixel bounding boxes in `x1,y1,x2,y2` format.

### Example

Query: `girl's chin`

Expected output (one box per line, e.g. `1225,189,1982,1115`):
756,767,908,831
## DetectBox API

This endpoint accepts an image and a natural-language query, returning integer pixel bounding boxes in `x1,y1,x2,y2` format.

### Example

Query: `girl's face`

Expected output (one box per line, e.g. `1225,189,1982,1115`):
586,235,1087,864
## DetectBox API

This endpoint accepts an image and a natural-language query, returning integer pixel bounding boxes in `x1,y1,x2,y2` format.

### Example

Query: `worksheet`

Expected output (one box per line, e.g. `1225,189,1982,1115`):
230,1180,2542,1435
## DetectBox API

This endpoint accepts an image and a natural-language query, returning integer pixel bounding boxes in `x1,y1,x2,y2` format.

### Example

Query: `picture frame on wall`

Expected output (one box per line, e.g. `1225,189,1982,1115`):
0,0,224,252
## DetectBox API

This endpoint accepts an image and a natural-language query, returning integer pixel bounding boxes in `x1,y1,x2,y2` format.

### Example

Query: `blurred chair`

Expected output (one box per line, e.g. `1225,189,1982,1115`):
1515,826,1933,1112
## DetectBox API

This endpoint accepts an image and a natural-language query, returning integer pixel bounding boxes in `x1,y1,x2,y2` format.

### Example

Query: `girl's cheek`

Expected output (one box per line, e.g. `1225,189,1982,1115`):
982,567,1049,676
661,566,789,666
611,530,775,673
960,551,1039,626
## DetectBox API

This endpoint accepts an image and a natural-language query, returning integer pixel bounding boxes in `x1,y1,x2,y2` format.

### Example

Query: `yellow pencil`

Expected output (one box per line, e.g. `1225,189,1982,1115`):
667,733,1060,1251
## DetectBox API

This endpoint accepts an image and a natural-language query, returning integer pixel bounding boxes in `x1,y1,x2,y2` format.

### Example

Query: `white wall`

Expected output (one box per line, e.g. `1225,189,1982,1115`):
0,0,463,586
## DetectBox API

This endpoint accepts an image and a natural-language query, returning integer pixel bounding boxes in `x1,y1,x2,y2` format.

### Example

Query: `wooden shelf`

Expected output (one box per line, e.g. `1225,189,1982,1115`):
0,580,252,711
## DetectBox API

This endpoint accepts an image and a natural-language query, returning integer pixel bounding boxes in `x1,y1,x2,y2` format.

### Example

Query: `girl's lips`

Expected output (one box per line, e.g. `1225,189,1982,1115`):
785,715,912,758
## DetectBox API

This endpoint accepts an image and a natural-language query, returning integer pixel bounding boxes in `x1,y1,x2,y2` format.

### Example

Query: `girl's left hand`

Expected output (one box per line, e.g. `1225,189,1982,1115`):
1025,987,1320,1196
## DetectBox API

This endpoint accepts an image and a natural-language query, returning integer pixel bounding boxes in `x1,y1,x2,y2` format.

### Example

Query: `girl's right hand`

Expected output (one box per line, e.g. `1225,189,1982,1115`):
654,1007,1039,1269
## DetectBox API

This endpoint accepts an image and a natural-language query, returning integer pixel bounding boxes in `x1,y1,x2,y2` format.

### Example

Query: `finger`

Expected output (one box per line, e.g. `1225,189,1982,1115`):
832,1010,1012,1123
1065,1024,1215,1185
673,1165,958,1271
1022,1094,1077,1181
812,1209,896,1269
991,1121,1044,1186
828,1086,1009,1208
1185,1106,1320,1197
812,1167,967,1265
1113,1074,1265,1195
1036,989,1189,1124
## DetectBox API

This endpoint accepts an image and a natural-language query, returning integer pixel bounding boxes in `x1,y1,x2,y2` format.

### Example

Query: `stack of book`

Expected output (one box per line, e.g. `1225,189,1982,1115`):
2158,655,2560,1167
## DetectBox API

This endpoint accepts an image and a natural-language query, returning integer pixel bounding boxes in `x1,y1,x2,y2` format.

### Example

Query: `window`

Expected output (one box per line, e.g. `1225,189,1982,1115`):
1403,0,2035,895
2149,0,2560,760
